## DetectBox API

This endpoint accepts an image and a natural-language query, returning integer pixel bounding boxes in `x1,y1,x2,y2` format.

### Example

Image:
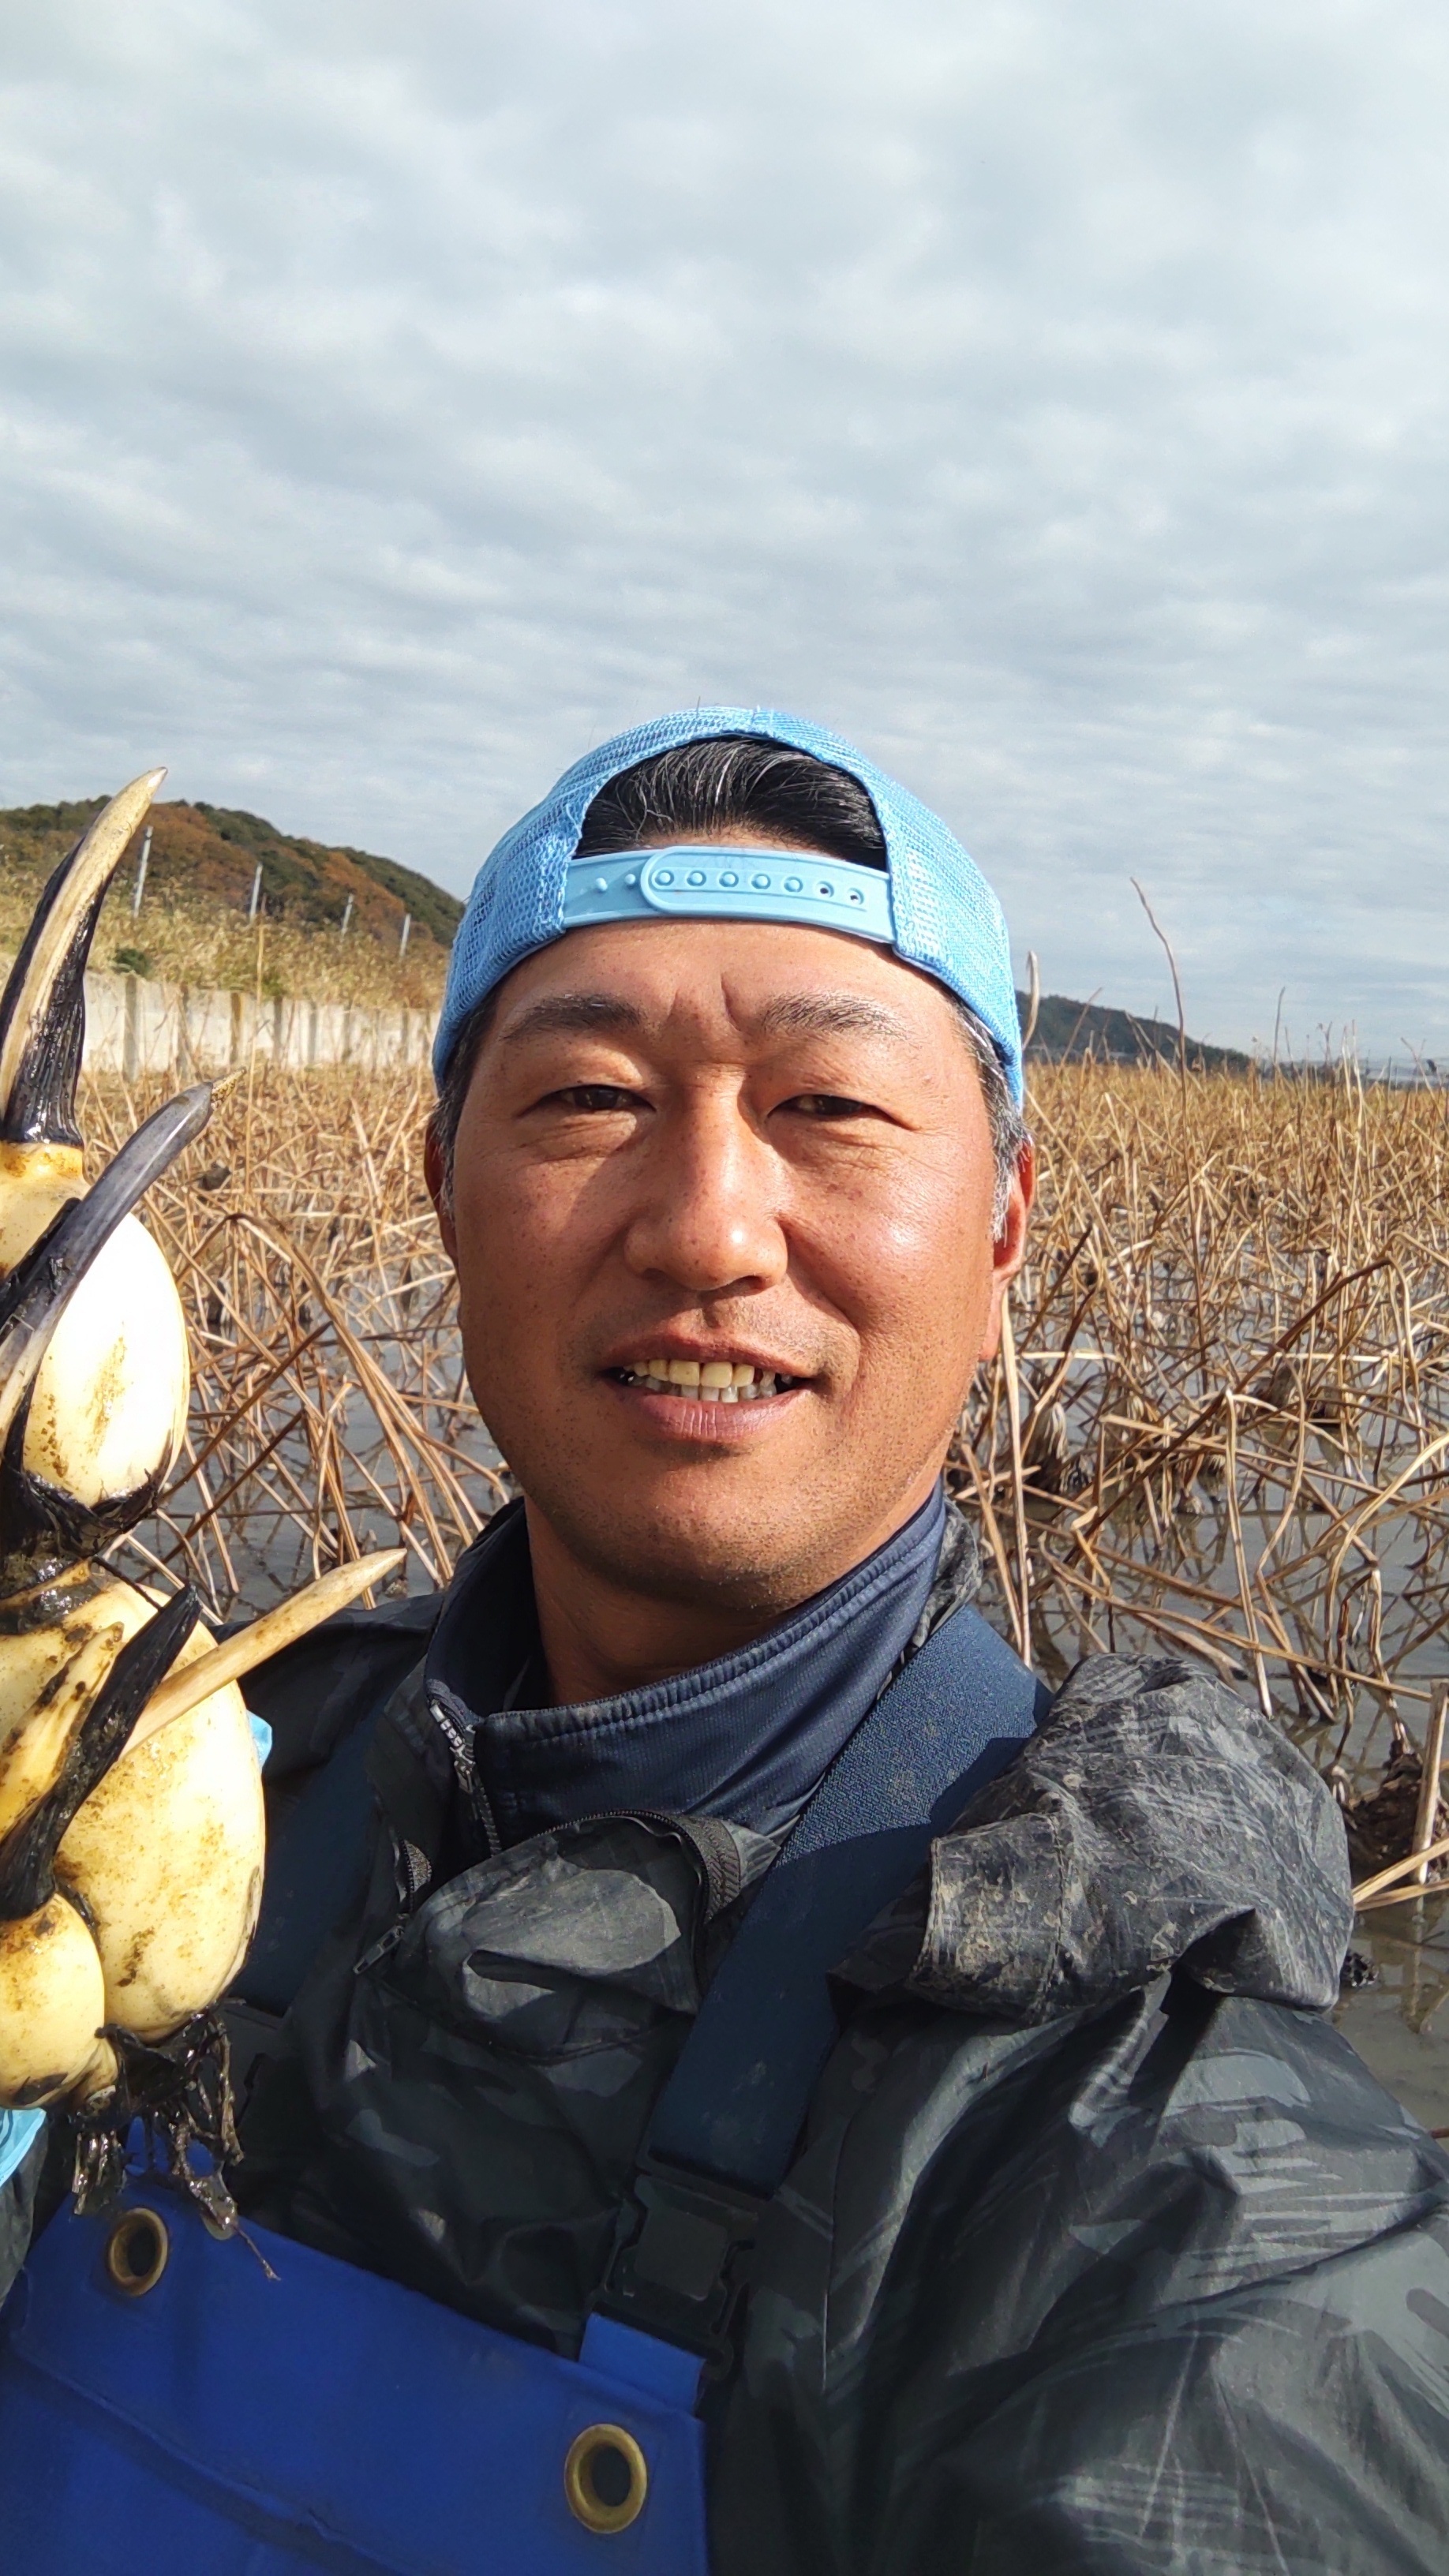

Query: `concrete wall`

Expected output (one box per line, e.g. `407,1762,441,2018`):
0,958,439,1078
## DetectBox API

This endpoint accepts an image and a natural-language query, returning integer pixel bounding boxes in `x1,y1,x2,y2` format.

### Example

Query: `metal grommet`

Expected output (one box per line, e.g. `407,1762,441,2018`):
104,2206,170,2298
564,2423,649,2534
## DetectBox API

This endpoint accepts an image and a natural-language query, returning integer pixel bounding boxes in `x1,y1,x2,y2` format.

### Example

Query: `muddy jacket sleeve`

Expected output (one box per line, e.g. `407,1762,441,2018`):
841,1649,1355,2015
715,1975,1449,2574
718,1657,1449,2574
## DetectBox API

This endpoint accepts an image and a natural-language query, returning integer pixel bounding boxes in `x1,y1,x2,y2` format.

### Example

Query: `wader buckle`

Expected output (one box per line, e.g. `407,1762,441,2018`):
595,2152,766,2371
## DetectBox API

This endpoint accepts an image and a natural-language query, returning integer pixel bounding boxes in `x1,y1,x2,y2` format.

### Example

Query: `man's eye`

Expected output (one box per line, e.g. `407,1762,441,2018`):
547,1084,639,1113
784,1092,878,1120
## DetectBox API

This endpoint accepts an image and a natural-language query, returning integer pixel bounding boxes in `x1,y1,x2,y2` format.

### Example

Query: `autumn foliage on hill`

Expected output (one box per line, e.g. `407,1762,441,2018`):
0,796,463,1009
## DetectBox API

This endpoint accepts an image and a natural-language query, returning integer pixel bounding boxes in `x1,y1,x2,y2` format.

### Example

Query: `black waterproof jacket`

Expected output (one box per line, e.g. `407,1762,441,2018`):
5,1517,1449,2571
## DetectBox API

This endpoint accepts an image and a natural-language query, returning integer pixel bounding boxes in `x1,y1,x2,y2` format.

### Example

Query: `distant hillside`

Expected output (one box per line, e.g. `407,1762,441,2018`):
0,796,463,1010
1020,990,1250,1073
0,796,462,947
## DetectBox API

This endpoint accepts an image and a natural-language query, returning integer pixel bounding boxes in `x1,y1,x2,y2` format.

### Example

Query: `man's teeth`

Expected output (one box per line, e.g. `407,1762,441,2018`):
630,1358,797,1398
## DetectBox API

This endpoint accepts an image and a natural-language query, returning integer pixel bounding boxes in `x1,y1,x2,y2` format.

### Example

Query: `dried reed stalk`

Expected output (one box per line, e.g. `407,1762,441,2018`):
82,1065,505,1621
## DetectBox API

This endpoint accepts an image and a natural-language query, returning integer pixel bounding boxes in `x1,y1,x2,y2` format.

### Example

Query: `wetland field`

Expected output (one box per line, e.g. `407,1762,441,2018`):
88,1058,1449,2127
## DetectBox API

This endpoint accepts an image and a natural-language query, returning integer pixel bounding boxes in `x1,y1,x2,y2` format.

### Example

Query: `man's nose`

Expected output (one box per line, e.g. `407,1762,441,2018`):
623,1092,788,1294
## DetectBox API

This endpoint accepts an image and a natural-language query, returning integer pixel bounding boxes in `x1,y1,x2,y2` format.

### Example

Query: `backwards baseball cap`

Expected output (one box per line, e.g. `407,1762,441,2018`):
435,706,1024,1103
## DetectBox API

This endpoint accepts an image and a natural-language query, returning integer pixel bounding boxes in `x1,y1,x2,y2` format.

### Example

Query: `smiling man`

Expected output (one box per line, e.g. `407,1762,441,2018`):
1,711,1447,2575
431,866,1025,1702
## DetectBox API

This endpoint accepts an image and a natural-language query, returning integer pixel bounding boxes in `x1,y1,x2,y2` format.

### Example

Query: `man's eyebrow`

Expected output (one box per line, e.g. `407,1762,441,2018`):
498,993,649,1046
752,993,915,1045
496,988,916,1049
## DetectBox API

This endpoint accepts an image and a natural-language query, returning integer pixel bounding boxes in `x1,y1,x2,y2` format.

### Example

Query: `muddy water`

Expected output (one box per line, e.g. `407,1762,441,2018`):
1335,1893,1449,2131
1003,1381,1449,2133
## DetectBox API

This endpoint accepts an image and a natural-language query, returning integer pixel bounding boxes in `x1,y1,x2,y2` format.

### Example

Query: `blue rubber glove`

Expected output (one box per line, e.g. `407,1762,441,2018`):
0,2107,43,2190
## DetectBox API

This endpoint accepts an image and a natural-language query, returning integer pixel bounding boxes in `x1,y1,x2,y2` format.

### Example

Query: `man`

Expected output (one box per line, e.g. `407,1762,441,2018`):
2,709,1447,2573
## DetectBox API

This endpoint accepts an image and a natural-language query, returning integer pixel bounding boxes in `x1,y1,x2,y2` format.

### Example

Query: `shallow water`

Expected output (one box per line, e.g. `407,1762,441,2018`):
1335,1889,1449,2132
991,1347,1449,2132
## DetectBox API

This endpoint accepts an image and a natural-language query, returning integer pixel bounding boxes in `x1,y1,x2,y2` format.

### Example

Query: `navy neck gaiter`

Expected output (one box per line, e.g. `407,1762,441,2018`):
426,1485,948,1844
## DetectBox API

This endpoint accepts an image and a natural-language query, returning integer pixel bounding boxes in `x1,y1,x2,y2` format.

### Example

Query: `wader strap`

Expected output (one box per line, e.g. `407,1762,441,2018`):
233,1702,381,2016
598,1601,1046,2357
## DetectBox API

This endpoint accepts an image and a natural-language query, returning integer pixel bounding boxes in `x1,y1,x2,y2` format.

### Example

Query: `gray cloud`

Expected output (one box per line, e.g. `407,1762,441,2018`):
1,0,1445,1054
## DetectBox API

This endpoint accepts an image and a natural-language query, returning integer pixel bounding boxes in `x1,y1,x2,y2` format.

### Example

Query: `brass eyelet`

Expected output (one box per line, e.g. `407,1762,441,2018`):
564,2422,649,2534
103,2206,170,2298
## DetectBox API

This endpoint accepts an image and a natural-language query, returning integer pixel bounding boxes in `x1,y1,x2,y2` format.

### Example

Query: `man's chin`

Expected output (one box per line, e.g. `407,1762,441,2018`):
526,1477,843,1618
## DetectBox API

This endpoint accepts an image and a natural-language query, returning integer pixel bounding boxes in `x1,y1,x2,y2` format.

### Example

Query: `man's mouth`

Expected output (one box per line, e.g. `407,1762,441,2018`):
605,1358,808,1404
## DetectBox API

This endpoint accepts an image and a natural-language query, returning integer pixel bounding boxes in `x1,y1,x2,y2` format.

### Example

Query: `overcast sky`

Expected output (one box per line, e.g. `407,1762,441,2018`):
2,1,1445,1054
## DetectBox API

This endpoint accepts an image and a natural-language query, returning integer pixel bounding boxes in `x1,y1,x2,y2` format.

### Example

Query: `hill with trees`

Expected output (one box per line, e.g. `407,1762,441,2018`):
0,796,464,1009
1020,989,1250,1071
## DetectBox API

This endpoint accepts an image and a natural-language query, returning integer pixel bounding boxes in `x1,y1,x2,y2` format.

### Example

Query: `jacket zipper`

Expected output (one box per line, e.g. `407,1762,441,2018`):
426,1683,503,1859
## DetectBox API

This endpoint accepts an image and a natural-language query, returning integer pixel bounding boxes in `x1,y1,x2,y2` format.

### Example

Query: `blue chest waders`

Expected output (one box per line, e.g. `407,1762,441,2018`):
0,1605,1043,2572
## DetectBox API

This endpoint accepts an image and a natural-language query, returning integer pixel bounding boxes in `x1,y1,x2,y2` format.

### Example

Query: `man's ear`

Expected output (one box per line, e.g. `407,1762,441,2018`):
978,1142,1034,1363
423,1116,458,1263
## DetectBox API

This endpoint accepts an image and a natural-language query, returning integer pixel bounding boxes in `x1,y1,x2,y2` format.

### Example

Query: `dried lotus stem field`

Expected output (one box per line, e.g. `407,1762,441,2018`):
959,1063,1449,1769
90,1054,1449,2105
952,1057,1449,2119
79,1065,504,1619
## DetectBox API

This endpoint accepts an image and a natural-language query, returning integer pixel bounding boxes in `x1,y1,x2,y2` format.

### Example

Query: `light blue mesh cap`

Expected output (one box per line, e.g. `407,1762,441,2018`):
435,707,1024,1103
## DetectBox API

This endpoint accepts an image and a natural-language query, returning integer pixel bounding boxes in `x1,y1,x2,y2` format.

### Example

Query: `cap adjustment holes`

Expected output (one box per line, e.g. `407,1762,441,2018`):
564,848,894,953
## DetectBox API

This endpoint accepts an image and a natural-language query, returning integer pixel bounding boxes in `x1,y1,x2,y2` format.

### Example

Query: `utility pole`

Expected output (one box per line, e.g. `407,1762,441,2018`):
399,912,411,958
131,826,152,918
247,863,264,924
340,895,354,937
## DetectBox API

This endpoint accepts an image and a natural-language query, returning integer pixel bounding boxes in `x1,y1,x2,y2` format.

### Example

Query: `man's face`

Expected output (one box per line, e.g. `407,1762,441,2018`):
429,908,1031,1616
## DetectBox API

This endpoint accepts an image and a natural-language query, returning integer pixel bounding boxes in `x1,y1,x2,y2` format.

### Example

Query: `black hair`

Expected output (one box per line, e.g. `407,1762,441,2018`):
435,737,1028,1226
575,735,889,867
